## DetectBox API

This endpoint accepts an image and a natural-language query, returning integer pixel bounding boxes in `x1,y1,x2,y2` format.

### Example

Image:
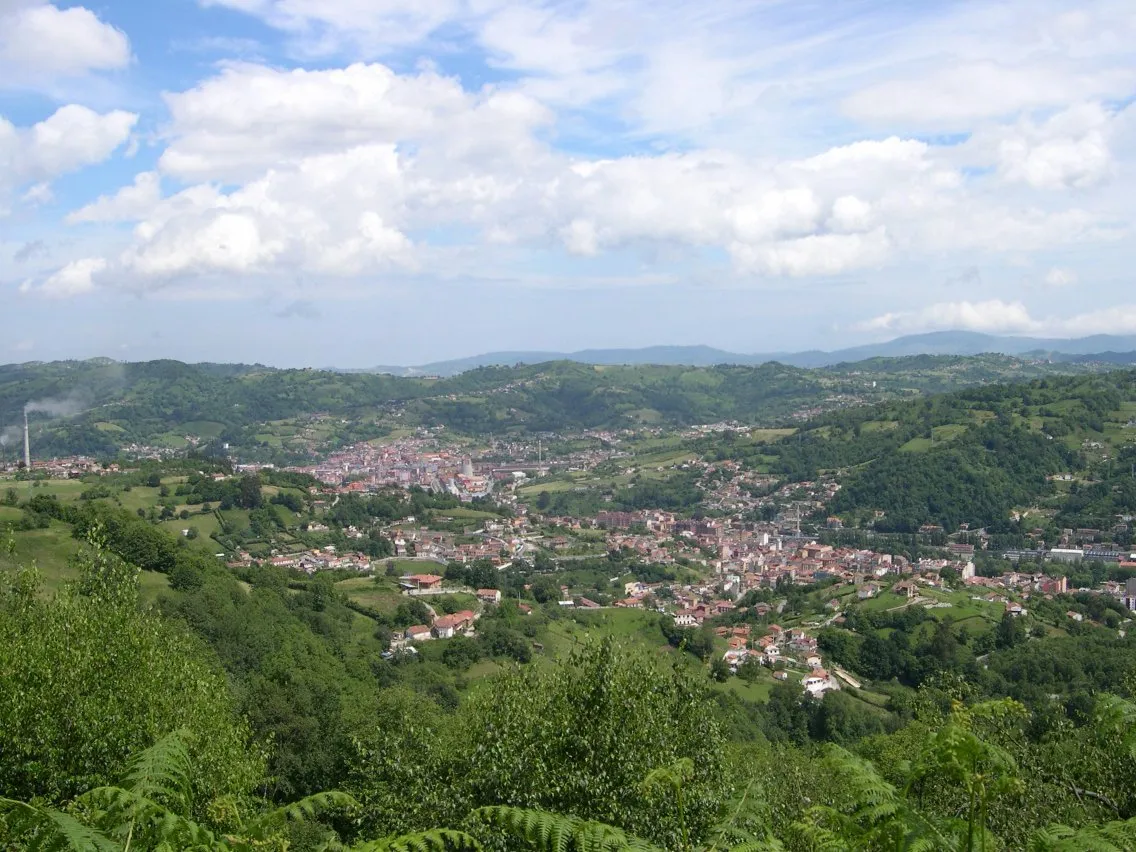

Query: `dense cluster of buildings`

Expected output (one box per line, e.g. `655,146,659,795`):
287,437,494,498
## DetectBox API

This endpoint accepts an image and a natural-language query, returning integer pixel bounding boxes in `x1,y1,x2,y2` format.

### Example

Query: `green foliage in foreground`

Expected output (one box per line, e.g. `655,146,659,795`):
0,529,261,810
348,638,727,848
9,518,1136,850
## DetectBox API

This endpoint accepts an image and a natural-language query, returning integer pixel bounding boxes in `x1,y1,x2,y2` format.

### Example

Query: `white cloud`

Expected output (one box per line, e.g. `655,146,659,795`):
25,256,106,297
857,300,1042,334
844,62,1133,128
38,53,1128,293
0,104,137,213
30,0,1136,303
20,181,53,205
1043,267,1078,288
198,0,460,56
116,145,415,279
158,61,553,182
67,171,162,223
732,228,891,277
857,298,1136,337
990,103,1118,190
0,1,129,79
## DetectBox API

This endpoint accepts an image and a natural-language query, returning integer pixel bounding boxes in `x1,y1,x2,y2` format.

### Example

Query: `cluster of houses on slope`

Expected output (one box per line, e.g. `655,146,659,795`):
227,547,373,573
391,574,506,646
400,609,479,644
717,623,841,696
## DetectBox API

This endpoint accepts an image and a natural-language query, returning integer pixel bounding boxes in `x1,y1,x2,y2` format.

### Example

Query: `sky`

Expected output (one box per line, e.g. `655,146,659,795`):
1,0,1135,367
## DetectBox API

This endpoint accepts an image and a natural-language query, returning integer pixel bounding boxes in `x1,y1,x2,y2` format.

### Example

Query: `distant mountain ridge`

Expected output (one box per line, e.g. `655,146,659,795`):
356,332,1136,376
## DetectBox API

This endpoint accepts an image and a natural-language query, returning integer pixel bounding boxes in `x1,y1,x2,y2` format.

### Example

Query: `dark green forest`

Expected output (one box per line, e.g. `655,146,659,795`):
0,355,1125,461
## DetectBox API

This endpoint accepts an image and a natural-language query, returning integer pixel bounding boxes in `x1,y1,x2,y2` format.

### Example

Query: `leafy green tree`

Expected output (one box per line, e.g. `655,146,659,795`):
0,531,262,810
710,656,731,682
459,639,727,848
995,612,1026,650
530,575,561,604
237,475,263,510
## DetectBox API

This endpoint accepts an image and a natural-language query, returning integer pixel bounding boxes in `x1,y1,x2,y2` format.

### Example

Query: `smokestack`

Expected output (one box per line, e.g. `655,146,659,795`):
23,411,30,470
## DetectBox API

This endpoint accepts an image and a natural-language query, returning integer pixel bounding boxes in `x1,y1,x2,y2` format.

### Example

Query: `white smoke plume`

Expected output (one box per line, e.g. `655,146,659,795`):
24,391,89,418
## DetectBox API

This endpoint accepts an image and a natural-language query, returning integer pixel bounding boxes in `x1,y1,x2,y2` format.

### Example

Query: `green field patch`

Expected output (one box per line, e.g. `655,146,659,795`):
855,592,911,612
181,420,226,438
713,676,775,703
749,428,798,442
336,577,407,613
116,486,164,513
160,512,223,542
851,687,891,707
519,478,583,496
2,522,79,590
93,421,126,433
899,437,932,453
10,479,90,503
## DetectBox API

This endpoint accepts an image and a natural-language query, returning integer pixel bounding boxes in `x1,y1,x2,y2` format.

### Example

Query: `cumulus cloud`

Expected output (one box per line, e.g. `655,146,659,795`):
30,52,1128,294
857,300,1041,335
157,61,553,182
23,0,1135,306
857,299,1136,337
21,257,106,297
0,104,137,213
992,103,1119,190
67,171,162,223
0,1,129,79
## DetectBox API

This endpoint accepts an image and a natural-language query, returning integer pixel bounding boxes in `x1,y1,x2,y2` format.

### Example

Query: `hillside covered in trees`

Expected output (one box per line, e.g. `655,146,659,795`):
0,354,1124,461
697,370,1136,535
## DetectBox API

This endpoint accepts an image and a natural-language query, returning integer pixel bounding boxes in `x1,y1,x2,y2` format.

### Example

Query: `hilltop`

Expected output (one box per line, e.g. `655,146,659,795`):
2,353,1128,462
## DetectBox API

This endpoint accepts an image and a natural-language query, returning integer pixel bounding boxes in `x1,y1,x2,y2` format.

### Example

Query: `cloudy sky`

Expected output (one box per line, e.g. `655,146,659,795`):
2,0,1134,366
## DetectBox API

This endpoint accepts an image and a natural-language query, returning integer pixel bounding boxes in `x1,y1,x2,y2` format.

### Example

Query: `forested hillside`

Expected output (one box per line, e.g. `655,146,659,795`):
700,370,1136,535
0,354,1123,461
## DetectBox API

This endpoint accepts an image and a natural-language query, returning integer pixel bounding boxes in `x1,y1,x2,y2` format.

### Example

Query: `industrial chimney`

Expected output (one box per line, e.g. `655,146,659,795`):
23,411,30,470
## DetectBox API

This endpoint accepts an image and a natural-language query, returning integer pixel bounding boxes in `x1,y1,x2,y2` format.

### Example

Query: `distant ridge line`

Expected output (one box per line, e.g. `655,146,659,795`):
348,331,1136,377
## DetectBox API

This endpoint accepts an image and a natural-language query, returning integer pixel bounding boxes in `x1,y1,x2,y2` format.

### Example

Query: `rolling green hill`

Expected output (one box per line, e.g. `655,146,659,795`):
724,370,1136,535
1,354,1126,462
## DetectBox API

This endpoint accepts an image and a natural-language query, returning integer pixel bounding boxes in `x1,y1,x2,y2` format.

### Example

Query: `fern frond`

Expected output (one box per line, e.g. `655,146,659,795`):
471,806,660,852
727,840,786,852
1030,816,1136,852
349,828,483,852
642,758,695,795
78,785,215,848
819,745,899,817
120,729,195,812
244,790,359,837
0,797,119,852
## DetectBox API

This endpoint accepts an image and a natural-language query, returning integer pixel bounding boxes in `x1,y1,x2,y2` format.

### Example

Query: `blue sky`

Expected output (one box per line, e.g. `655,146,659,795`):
2,0,1135,367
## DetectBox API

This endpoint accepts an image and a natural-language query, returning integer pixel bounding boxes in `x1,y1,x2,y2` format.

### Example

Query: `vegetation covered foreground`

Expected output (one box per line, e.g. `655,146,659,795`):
4,531,1136,850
